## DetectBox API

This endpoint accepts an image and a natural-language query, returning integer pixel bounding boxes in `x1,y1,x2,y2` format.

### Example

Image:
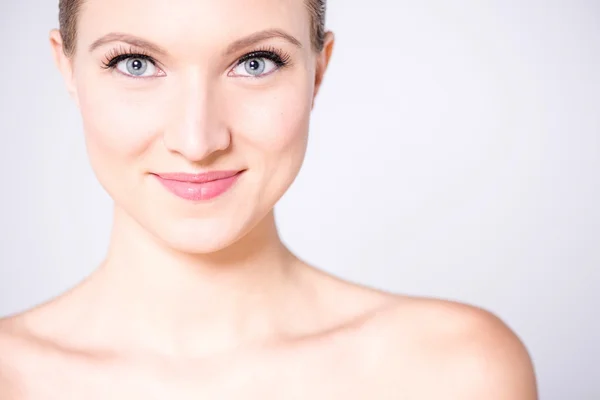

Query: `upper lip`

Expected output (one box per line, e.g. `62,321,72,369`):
153,170,244,183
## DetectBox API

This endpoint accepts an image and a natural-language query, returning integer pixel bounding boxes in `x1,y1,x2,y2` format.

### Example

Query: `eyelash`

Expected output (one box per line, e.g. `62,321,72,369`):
100,45,292,77
100,45,154,70
235,46,292,70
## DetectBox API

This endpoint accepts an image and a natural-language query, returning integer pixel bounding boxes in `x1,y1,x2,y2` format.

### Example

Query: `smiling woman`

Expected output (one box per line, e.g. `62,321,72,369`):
0,0,537,398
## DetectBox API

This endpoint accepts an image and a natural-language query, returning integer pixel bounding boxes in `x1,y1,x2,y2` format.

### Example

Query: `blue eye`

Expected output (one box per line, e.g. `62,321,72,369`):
245,58,266,75
102,50,164,78
117,57,157,77
231,57,278,77
230,49,290,78
234,57,277,77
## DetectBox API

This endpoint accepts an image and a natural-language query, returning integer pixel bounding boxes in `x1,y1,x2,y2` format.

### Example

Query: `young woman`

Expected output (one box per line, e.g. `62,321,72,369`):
0,0,537,398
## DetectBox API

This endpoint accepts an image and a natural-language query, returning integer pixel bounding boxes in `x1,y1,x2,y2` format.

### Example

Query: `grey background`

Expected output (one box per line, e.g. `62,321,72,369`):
1,0,599,398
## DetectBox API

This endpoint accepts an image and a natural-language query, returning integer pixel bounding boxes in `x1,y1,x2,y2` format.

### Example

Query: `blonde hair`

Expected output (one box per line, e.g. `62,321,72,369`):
59,0,327,56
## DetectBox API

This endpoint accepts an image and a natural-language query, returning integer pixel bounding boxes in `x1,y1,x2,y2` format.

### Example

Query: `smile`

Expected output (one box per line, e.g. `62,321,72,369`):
152,170,245,201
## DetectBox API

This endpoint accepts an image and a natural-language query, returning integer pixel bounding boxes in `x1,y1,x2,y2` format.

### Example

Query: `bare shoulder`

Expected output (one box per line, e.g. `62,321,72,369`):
0,312,61,399
0,315,33,398
362,295,538,399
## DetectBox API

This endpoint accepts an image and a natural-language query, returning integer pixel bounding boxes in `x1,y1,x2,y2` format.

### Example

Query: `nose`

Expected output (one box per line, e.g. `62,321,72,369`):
163,73,231,162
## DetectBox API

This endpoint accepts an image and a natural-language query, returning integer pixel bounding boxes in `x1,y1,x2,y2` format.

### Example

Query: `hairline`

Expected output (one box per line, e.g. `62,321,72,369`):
59,0,326,57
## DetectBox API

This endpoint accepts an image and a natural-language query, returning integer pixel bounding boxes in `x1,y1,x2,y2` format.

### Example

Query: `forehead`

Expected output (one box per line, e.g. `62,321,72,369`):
77,0,311,51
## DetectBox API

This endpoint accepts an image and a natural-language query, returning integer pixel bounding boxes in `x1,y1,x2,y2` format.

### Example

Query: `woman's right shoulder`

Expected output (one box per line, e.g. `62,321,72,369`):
0,316,28,398
0,313,40,354
0,314,48,398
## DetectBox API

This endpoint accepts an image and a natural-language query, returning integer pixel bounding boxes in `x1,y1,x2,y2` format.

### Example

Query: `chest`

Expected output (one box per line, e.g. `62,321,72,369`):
12,351,390,400
8,336,449,399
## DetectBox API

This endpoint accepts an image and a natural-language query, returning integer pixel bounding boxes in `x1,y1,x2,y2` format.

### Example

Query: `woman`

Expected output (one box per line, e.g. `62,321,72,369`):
0,0,537,398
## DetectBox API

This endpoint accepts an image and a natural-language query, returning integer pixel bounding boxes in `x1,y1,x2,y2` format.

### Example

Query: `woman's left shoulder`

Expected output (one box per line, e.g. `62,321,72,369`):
376,295,526,341
361,295,538,399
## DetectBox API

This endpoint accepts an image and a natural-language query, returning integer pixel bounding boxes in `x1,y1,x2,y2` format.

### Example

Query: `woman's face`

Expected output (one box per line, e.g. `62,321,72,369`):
52,0,331,253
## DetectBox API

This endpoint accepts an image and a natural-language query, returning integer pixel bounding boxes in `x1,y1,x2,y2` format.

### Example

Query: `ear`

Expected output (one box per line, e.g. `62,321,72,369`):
312,31,335,108
49,29,79,107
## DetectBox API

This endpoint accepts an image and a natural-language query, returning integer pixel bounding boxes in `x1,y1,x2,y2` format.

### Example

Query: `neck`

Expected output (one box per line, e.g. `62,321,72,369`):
77,205,306,357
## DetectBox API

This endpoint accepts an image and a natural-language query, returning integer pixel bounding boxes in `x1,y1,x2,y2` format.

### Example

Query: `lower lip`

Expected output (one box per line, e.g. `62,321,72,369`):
154,172,243,201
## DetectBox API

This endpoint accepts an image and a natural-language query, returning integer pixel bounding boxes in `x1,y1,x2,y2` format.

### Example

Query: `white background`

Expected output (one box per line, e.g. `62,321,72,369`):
1,1,599,398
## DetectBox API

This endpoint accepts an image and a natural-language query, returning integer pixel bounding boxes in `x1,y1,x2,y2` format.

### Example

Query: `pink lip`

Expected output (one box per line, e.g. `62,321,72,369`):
153,170,244,201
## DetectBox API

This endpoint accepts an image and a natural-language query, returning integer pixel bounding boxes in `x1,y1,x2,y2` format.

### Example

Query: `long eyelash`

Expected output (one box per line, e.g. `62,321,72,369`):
101,45,157,70
236,45,292,68
100,45,290,72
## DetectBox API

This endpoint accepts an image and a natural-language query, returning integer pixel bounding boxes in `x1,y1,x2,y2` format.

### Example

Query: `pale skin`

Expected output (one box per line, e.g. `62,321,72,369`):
0,0,537,398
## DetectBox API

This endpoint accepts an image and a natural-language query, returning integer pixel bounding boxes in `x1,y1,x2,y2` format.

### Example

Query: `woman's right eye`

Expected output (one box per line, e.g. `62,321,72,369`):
107,55,164,78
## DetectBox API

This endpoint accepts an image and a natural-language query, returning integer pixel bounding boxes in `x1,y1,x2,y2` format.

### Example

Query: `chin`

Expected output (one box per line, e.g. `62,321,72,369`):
146,212,262,255
107,171,284,255
162,235,238,255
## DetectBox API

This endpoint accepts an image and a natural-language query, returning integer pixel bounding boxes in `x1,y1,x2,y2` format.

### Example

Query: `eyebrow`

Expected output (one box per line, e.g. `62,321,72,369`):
89,33,168,55
223,29,302,56
88,29,302,57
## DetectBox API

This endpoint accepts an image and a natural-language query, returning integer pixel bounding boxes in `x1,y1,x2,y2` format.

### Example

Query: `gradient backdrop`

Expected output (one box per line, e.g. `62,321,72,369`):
1,1,598,398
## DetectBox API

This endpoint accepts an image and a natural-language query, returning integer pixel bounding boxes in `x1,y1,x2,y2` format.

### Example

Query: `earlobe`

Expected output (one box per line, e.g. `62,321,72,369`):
312,31,335,107
49,29,79,106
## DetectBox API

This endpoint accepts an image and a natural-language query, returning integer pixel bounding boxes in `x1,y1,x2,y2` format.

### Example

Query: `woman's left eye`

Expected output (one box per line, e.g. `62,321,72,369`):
231,57,278,77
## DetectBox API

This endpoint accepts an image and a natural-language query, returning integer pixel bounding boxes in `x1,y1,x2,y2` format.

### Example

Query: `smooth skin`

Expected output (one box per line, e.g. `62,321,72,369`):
0,0,537,398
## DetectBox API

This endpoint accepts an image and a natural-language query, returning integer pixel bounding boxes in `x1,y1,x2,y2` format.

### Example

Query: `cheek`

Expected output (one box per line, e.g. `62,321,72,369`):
76,71,165,164
228,75,313,202
231,79,312,159
74,68,172,204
